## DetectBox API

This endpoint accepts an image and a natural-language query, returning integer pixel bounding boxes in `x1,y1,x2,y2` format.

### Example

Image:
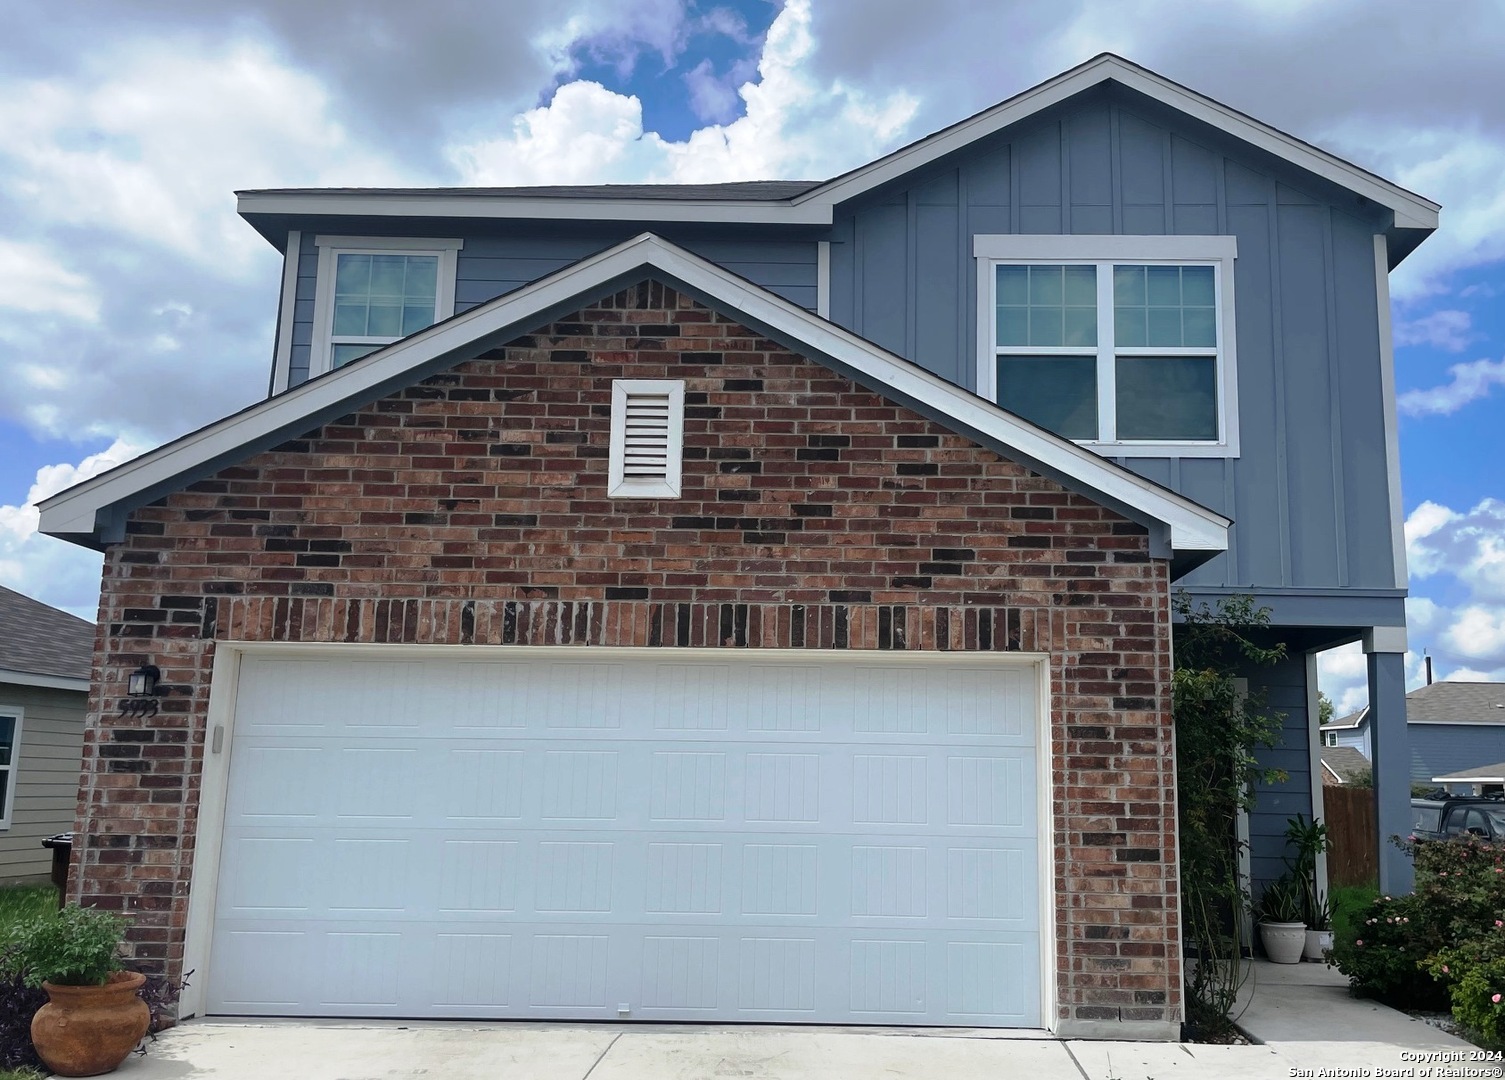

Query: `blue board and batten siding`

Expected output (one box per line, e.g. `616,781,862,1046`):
285,234,820,387
826,87,1399,596
1245,653,1315,888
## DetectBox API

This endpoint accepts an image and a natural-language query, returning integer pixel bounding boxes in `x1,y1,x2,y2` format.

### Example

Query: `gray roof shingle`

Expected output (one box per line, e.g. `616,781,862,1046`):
0,585,93,681
1321,746,1372,784
1322,681,1505,732
1404,681,1505,723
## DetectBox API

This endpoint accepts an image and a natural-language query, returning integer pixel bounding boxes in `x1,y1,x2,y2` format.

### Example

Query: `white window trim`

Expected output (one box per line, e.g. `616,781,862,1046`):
608,379,685,499
309,236,463,377
974,234,1240,458
0,706,21,831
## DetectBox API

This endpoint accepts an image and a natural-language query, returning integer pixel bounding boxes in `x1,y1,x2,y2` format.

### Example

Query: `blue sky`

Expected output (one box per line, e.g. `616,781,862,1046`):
0,0,1501,715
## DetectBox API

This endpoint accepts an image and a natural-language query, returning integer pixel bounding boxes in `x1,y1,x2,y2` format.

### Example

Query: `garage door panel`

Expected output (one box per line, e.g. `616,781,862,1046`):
209,652,1042,1026
441,749,525,820
434,933,513,1007
438,840,521,912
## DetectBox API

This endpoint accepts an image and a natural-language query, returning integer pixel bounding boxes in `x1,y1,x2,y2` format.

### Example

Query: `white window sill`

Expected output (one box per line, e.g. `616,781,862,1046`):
1078,440,1238,459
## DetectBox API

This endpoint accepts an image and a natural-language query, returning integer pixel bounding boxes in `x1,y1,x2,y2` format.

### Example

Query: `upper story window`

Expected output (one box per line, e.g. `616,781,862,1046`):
974,235,1239,457
0,708,19,830
310,236,462,375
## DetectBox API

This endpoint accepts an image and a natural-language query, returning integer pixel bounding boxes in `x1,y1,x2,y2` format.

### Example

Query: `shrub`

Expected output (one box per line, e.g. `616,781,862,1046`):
1429,924,1505,1049
0,945,46,1072
1331,834,1505,1012
1329,892,1445,1006
12,905,128,988
1412,833,1505,944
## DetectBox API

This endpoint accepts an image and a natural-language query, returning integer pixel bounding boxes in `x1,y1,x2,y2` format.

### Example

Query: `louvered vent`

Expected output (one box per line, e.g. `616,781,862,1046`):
621,392,672,478
608,379,685,498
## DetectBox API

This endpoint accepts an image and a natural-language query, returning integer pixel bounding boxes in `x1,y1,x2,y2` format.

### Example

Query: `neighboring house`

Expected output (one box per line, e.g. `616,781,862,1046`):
0,585,93,886
1324,681,1505,792
1320,745,1372,786
1432,761,1505,796
35,55,1435,1038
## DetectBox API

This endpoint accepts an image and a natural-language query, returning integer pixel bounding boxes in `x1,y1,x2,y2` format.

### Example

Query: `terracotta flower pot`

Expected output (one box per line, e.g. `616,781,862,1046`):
30,969,150,1077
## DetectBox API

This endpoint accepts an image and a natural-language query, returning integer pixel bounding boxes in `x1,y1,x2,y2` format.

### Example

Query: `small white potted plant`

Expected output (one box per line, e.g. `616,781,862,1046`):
1254,875,1307,964
1304,892,1334,961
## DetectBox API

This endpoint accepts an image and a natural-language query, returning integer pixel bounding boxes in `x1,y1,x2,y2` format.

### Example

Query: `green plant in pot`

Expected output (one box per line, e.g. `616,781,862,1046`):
1284,814,1331,961
1304,891,1335,962
1254,874,1307,964
14,905,149,1077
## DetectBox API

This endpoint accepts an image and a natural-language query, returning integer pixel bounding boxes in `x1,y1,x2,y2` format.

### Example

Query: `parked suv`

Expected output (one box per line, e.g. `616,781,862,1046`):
1411,796,1505,842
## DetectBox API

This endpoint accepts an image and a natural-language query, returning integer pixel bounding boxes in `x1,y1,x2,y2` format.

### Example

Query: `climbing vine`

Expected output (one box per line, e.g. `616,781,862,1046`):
1173,593,1288,1040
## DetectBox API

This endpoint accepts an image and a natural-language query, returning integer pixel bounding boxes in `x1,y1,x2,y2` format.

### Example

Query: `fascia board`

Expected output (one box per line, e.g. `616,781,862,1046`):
0,668,89,693
797,56,1438,231
40,232,1228,557
237,191,833,226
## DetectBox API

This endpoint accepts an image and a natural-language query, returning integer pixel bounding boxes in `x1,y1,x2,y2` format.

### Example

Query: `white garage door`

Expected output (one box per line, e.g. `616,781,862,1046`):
207,650,1042,1026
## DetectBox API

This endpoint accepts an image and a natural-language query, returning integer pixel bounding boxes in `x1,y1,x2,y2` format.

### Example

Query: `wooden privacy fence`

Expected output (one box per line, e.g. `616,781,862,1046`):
1325,784,1378,888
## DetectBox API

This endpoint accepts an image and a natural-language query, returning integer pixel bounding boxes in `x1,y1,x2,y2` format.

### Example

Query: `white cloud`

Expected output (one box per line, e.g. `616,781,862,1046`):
683,58,741,124
0,240,99,322
449,0,919,186
0,438,152,618
1317,641,1369,717
1321,502,1505,713
0,38,409,274
1376,130,1505,300
1443,606,1505,662
1407,499,1505,598
1394,309,1475,353
1398,358,1505,417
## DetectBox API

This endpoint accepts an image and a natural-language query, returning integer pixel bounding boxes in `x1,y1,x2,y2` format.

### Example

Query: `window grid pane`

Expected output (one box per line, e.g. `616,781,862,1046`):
1113,265,1216,349
333,253,441,340
1115,356,1218,441
996,265,1097,348
996,356,1098,440
0,715,13,768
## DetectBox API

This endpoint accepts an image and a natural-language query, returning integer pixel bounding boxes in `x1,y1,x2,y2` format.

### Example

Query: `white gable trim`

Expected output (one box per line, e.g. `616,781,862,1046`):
236,56,1436,239
0,667,89,693
797,55,1438,230
38,233,1228,556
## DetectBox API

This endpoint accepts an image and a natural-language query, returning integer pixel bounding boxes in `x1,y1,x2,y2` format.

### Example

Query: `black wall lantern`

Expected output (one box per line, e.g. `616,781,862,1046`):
120,664,163,717
127,664,160,698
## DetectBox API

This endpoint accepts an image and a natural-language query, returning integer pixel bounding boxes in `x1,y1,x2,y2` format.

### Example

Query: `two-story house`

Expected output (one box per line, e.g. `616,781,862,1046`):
1326,680,1505,792
37,54,1435,1038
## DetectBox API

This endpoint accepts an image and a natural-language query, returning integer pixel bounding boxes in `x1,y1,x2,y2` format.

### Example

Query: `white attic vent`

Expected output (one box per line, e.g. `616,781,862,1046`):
608,379,685,498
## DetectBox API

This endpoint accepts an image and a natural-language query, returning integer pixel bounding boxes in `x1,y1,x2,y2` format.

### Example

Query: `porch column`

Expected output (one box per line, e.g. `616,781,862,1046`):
1365,627,1412,893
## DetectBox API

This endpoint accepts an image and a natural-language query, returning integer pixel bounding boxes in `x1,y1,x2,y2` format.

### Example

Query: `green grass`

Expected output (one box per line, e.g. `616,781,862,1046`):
1331,881,1380,942
0,885,58,946
0,1068,46,1080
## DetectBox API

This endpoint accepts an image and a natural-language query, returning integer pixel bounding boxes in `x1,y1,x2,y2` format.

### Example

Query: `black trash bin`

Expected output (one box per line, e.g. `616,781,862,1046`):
41,832,72,908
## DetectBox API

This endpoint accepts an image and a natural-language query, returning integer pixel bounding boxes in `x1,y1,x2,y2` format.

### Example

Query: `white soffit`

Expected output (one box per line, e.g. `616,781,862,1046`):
37,232,1228,556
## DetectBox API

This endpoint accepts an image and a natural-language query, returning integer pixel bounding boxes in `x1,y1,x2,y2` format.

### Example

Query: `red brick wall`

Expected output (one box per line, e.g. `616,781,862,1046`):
79,282,1178,1029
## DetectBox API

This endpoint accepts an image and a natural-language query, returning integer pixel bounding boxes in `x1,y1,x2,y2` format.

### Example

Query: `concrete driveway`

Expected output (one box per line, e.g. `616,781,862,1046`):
107,1018,1483,1080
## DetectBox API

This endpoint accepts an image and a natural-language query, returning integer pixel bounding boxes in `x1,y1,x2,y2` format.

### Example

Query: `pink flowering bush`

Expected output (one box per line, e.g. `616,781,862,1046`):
1428,929,1505,1050
1330,891,1444,1007
1334,835,1505,1016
